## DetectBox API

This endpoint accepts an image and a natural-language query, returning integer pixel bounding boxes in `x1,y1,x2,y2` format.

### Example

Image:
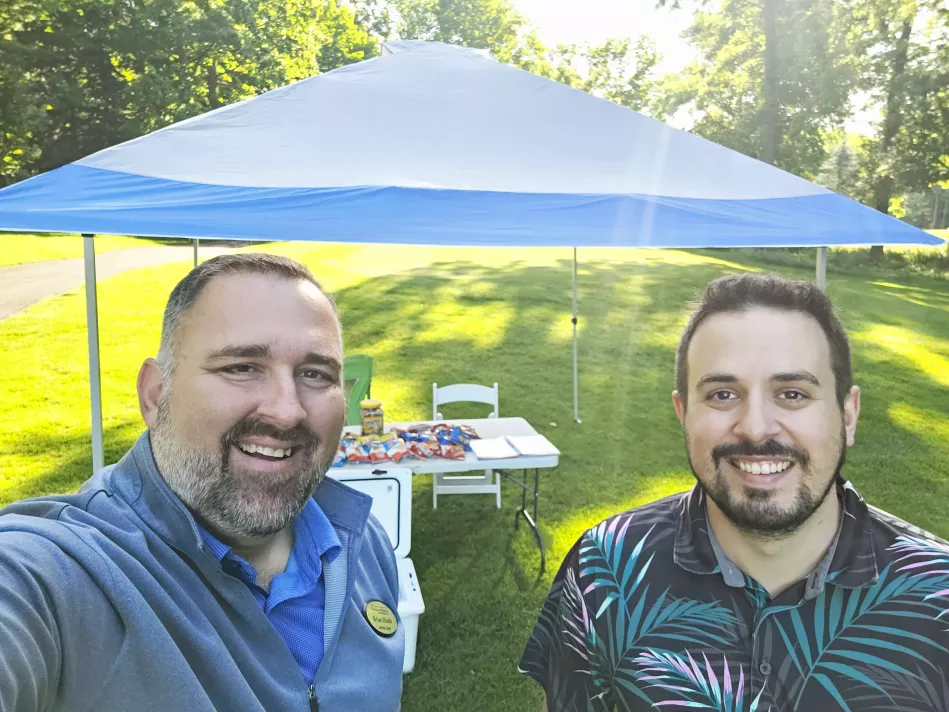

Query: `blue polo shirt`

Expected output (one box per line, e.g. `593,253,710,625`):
196,498,342,683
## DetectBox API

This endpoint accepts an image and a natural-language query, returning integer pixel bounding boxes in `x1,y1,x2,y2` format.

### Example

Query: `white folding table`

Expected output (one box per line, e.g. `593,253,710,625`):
335,417,560,572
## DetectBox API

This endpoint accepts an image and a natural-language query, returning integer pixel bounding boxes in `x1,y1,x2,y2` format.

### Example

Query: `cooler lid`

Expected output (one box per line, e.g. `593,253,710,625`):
327,467,412,559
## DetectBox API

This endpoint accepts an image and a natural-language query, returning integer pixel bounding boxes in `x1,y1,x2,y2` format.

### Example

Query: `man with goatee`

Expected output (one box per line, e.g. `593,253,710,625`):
521,272,949,712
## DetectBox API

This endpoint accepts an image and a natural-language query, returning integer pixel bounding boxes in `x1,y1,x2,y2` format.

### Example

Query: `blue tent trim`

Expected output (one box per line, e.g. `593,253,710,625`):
0,164,938,248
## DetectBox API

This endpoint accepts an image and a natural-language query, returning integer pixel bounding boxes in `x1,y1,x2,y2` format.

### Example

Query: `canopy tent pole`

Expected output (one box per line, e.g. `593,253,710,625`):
82,234,105,472
193,238,199,267
572,247,580,423
816,247,828,290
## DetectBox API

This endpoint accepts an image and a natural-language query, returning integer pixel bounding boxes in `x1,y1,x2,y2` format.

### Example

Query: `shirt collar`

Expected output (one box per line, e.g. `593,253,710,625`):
195,497,342,584
674,482,879,595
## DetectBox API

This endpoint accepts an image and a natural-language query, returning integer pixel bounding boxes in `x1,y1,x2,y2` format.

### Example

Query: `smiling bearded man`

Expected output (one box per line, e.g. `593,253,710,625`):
0,254,404,712
520,272,949,712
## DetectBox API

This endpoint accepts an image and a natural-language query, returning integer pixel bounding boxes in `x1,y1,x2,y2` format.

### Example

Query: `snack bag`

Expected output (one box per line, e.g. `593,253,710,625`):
384,438,409,463
345,438,370,463
439,443,466,460
367,440,389,463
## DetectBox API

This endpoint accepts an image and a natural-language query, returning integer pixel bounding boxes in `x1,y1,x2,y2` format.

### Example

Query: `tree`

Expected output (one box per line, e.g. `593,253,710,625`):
816,140,860,197
551,37,661,112
843,0,948,255
0,0,375,186
657,0,857,178
389,0,559,77
387,0,663,110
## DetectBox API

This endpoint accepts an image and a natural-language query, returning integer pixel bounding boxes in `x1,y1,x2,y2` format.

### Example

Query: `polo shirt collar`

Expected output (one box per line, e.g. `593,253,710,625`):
196,497,342,586
674,482,879,595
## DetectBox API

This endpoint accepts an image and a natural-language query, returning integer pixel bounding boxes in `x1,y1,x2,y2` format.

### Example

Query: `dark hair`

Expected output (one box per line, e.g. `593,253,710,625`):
157,253,337,379
674,273,852,408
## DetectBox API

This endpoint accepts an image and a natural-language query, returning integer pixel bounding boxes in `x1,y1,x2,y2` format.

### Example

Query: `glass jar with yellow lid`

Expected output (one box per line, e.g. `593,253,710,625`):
360,399,384,436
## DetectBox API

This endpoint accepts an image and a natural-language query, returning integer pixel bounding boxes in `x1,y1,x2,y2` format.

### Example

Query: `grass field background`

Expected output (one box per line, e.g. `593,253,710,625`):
1,241,948,710
0,232,173,268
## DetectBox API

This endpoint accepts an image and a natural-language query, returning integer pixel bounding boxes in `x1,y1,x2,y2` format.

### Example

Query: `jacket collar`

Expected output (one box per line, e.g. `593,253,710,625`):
107,432,372,556
673,482,879,595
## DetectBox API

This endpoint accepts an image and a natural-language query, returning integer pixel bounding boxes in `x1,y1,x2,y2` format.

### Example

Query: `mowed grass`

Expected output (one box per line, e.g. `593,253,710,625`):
0,232,169,268
1,243,948,711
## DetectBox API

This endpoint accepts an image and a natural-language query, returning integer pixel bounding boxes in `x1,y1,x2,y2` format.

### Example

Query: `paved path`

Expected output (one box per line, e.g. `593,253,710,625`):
0,245,236,320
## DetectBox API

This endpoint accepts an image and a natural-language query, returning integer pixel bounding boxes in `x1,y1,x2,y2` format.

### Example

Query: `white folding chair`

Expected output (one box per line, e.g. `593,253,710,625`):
431,382,501,509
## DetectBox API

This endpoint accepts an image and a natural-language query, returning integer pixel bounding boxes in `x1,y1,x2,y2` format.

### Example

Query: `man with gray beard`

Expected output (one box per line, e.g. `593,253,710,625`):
0,254,403,712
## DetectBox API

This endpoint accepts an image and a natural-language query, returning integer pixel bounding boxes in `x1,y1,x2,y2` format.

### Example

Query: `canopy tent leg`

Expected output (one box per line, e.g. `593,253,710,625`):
572,247,580,424
83,234,105,472
193,238,199,268
816,247,827,291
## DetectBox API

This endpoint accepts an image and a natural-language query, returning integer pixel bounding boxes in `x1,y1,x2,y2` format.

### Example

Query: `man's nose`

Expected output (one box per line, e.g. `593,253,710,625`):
732,393,781,443
256,370,307,430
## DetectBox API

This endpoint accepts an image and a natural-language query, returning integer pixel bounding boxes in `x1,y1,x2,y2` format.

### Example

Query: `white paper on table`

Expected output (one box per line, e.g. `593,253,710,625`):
470,437,519,460
505,435,559,457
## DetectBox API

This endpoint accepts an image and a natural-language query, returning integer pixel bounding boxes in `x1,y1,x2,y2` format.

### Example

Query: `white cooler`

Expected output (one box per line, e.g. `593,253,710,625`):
327,467,425,673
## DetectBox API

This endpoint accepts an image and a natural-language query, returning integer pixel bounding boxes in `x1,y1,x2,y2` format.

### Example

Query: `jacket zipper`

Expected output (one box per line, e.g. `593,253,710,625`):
308,684,319,711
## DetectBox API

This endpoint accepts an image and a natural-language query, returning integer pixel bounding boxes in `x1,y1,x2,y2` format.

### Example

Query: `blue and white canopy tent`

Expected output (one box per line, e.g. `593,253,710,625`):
0,41,940,470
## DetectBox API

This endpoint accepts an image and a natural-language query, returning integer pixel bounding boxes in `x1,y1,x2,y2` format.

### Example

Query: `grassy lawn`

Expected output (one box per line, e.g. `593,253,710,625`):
1,243,948,711
0,232,174,268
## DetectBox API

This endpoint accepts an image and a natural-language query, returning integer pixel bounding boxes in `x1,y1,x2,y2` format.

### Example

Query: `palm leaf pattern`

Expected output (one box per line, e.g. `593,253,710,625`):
891,534,949,621
576,518,741,705
522,565,617,710
522,496,949,712
772,545,949,710
525,517,741,709
578,519,737,650
632,649,768,711
845,662,949,712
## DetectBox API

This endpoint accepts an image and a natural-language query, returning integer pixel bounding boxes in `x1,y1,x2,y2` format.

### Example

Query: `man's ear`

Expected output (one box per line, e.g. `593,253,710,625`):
843,385,860,447
672,390,686,425
138,358,164,428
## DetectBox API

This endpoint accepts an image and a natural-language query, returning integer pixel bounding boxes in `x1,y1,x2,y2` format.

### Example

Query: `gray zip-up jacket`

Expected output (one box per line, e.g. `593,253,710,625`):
0,434,404,711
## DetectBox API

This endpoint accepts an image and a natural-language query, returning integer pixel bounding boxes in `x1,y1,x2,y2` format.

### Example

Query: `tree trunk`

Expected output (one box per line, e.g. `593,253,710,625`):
870,16,915,260
760,0,780,165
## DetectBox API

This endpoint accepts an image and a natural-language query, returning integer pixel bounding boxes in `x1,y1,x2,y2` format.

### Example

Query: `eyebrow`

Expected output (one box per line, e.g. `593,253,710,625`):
301,352,342,372
695,374,738,389
206,344,341,372
695,371,822,389
206,344,270,360
771,370,821,387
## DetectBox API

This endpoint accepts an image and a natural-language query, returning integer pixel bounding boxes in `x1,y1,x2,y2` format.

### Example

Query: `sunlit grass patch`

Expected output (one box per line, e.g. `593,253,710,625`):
0,232,168,268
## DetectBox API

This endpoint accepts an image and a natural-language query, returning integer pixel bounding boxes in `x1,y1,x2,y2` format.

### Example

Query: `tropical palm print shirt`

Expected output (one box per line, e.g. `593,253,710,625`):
520,483,949,711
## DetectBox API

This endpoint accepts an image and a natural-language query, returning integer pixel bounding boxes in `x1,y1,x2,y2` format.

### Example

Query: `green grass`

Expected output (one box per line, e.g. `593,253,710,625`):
1,243,948,711
0,232,174,268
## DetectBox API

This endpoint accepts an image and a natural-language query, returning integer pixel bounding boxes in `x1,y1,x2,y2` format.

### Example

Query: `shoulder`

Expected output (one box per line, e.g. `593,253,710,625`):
865,499,949,560
574,490,687,558
0,477,131,592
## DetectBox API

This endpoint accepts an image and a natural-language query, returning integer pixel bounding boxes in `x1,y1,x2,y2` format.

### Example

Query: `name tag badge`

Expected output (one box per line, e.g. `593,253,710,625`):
364,600,398,637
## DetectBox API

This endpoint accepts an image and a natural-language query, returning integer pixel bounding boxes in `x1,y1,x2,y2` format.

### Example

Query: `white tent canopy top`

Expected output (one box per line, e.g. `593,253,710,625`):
0,40,940,469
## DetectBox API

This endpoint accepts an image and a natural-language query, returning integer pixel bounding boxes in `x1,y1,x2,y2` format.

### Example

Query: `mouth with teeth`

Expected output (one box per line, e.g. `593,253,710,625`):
728,458,793,476
237,442,296,461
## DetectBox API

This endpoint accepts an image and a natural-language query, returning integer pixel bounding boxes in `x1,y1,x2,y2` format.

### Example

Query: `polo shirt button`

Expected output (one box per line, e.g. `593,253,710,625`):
759,660,772,676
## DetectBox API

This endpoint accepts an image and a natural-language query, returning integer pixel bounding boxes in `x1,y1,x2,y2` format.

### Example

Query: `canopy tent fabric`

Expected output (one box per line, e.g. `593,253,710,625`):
0,40,939,248
0,40,940,470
